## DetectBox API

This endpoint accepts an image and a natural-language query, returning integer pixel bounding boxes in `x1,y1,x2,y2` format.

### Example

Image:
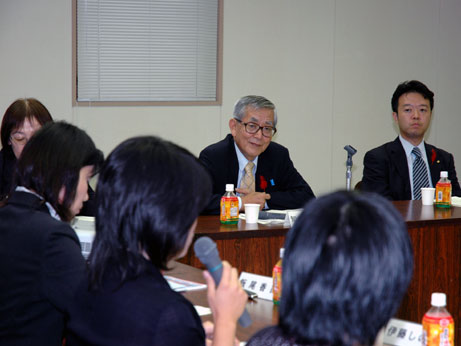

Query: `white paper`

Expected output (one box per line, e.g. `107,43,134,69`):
194,305,212,316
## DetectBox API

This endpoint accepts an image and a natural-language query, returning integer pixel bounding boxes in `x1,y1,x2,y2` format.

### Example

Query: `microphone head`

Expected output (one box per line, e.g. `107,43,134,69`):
194,236,221,267
344,145,357,156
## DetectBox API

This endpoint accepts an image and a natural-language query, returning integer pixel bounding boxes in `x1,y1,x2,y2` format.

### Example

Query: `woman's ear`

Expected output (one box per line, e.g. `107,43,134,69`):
58,186,66,204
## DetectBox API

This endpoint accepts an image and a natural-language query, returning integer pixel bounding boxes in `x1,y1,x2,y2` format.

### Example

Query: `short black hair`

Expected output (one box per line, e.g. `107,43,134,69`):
391,80,434,112
88,136,211,288
15,121,103,221
279,191,413,345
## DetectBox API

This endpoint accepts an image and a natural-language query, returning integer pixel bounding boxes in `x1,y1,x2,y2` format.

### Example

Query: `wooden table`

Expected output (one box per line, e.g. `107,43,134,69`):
169,261,277,342
180,201,461,335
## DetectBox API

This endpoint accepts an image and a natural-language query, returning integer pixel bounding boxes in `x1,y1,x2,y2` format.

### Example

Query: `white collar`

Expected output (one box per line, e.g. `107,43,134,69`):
15,186,62,221
399,135,427,160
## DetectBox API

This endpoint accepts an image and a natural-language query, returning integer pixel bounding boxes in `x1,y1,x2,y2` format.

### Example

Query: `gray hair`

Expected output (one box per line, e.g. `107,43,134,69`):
233,95,278,126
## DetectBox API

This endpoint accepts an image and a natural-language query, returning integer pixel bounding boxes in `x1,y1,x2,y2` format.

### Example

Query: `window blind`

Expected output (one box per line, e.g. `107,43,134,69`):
76,0,219,102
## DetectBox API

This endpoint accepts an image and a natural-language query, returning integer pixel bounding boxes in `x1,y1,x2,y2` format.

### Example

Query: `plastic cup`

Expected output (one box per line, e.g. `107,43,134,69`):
244,204,260,223
421,187,435,205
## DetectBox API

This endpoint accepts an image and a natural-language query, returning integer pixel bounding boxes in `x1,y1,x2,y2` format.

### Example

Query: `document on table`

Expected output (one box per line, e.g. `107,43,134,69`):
239,208,303,226
164,275,207,292
194,305,212,316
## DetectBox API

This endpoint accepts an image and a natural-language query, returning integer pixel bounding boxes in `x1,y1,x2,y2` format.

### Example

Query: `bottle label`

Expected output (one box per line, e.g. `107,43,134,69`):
435,182,451,208
272,263,282,304
422,314,454,346
220,196,239,223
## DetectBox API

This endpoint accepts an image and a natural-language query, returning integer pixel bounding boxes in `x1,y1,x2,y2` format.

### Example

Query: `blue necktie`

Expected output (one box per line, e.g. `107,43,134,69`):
412,147,430,200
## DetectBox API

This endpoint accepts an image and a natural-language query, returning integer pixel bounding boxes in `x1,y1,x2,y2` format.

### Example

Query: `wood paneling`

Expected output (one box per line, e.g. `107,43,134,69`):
179,216,288,276
392,201,461,337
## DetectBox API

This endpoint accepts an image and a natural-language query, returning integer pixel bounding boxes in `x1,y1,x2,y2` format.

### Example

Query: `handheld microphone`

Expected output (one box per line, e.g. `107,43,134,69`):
193,236,252,328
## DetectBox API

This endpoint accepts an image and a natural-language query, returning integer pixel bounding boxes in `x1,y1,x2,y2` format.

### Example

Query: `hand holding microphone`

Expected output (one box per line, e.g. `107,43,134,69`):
194,236,251,328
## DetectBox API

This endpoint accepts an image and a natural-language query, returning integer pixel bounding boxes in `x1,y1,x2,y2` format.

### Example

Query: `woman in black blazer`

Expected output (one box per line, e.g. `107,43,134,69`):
0,122,103,346
66,136,248,346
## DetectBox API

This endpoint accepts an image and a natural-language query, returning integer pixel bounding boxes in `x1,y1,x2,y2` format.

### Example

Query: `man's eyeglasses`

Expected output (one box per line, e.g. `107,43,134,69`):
234,118,277,138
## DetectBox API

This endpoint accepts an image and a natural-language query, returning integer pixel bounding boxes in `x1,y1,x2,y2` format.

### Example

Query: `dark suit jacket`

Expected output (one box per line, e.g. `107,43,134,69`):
199,134,315,214
0,191,86,346
66,261,206,346
0,149,16,201
362,137,461,200
0,148,96,215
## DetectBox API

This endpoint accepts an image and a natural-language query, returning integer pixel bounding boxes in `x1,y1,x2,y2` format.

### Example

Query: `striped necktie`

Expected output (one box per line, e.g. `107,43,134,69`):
412,147,430,200
240,162,255,192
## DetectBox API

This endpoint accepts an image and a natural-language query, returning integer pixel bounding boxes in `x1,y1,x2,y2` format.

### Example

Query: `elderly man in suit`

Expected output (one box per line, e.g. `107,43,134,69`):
362,80,461,200
199,95,315,215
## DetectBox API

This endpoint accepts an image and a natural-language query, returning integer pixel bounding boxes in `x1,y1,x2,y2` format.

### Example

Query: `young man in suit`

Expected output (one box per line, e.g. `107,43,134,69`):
199,95,315,215
362,80,461,200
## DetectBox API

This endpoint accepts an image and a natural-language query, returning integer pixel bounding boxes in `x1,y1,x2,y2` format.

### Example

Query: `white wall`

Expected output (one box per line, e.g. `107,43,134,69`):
1,0,461,196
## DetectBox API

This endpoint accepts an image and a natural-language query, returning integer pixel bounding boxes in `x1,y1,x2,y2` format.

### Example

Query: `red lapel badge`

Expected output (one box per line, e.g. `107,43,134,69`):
431,148,437,165
260,175,268,192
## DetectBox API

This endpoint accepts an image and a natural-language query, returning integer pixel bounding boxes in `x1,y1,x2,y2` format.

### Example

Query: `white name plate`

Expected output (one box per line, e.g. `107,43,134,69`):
383,318,422,346
239,272,273,301
286,209,302,227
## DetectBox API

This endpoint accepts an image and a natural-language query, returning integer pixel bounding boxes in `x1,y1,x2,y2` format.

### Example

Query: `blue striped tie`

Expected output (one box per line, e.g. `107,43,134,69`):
412,147,430,200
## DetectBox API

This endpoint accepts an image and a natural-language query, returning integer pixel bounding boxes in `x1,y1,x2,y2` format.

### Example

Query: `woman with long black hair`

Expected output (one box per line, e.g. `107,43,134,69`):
67,136,247,346
0,121,103,346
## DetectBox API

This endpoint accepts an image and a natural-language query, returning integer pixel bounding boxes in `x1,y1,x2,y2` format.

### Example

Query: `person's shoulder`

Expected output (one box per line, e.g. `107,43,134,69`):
201,134,232,152
31,211,79,248
425,142,453,158
0,148,14,175
0,148,16,165
263,140,290,157
199,134,234,163
365,139,400,157
118,272,198,320
4,193,76,237
122,268,193,304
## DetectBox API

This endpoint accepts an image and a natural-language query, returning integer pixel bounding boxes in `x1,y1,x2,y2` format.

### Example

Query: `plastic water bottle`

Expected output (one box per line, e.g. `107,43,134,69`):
422,292,454,346
220,184,239,224
435,171,451,208
272,248,284,305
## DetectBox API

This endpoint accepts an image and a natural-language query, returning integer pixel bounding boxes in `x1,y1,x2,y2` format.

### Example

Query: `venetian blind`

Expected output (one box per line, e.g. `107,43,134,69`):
76,0,219,102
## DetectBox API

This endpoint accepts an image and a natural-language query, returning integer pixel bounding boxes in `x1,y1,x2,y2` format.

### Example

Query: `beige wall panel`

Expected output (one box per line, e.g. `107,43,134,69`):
1,0,461,197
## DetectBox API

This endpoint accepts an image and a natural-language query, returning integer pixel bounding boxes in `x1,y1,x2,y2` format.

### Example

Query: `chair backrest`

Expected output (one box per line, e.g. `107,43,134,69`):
354,181,362,190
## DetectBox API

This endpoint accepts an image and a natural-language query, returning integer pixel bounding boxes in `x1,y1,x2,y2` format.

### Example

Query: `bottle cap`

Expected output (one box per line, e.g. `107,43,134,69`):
225,184,234,192
280,248,285,258
440,171,448,178
431,292,446,307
